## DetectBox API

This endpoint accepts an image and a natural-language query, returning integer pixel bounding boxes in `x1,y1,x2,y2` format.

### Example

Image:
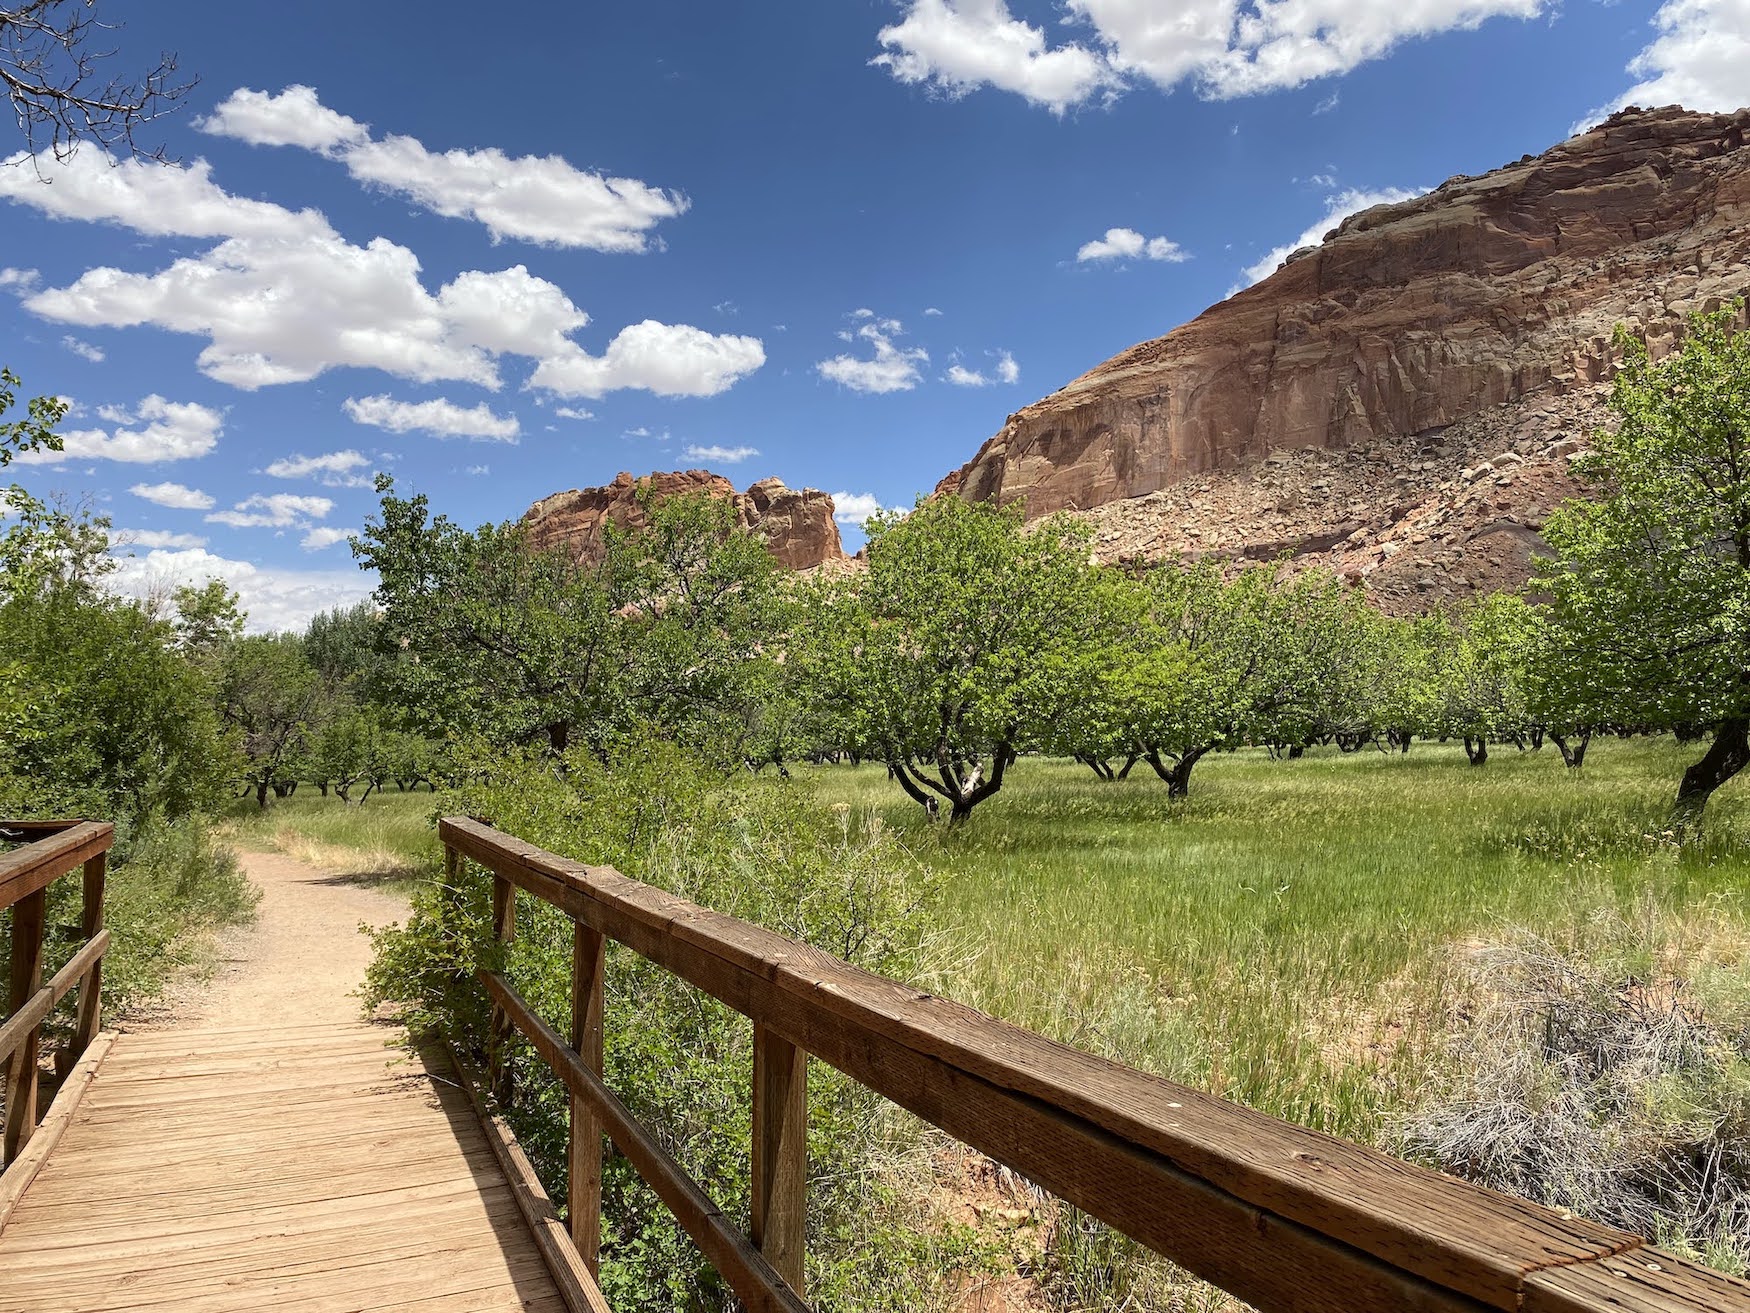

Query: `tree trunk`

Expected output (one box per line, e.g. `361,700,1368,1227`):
1117,753,1140,780
1552,732,1591,769
1288,743,1306,760
887,758,941,822
255,778,270,810
1673,717,1750,829
1463,737,1488,766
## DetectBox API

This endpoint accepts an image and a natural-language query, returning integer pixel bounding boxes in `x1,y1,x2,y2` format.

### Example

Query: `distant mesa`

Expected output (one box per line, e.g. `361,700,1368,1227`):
522,470,846,570
937,105,1750,611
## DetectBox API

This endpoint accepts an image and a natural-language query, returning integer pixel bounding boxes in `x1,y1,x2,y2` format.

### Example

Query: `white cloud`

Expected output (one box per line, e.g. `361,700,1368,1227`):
1077,227,1188,263
14,396,222,464
995,350,1020,384
61,335,104,362
343,394,520,441
530,321,767,399
0,267,39,294
873,0,1547,109
14,160,760,401
830,492,891,527
131,481,214,511
195,84,369,155
106,546,373,634
923,306,944,316
1236,185,1426,289
682,443,759,464
0,150,328,241
201,84,687,252
873,0,1123,113
553,405,595,420
946,349,1019,387
207,492,333,529
300,526,357,551
265,450,372,486
116,528,208,549
1595,0,1750,121
817,317,928,394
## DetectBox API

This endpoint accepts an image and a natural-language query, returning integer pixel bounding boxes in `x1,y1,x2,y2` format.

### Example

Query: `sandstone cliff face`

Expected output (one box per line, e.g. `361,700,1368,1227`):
940,107,1750,532
522,470,845,570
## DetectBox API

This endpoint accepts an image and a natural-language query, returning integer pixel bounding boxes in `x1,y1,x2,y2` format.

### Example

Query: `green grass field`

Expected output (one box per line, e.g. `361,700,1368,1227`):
240,737,1750,1149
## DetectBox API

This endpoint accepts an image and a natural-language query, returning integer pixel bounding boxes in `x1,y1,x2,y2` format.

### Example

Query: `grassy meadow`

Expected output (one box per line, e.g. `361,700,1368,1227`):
247,736,1750,1152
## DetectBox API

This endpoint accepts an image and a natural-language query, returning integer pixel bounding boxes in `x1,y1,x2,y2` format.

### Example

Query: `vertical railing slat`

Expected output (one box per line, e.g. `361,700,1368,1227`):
3,888,48,1164
72,850,106,1059
488,873,517,1105
570,922,606,1274
751,1023,808,1295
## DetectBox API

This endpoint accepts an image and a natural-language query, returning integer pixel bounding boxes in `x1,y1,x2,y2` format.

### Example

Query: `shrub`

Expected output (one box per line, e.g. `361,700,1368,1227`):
365,739,981,1311
1402,926,1750,1274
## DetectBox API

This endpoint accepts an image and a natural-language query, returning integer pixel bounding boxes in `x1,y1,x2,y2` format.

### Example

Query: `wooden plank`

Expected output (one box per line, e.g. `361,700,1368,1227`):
1524,1246,1750,1312
443,1038,612,1313
441,816,1647,1313
569,921,605,1274
2,887,47,1163
751,1023,807,1295
71,852,105,1057
0,822,112,912
482,968,811,1313
0,931,112,1066
489,872,517,1105
0,1030,115,1235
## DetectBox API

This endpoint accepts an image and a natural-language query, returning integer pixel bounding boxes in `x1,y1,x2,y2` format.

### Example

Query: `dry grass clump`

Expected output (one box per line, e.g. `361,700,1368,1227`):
1403,924,1750,1273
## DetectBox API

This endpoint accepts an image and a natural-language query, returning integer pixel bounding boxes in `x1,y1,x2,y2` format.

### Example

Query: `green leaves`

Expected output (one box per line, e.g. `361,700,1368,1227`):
0,366,66,468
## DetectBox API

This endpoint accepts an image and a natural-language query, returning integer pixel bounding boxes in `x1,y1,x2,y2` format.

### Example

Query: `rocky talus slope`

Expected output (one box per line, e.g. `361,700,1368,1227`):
940,105,1750,603
522,470,845,570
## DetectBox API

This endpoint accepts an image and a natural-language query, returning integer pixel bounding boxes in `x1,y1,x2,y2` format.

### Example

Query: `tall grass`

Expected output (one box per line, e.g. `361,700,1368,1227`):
215,788,440,886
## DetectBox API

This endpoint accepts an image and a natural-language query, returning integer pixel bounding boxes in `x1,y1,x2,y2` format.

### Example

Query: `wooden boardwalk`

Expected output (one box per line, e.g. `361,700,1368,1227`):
0,1020,566,1313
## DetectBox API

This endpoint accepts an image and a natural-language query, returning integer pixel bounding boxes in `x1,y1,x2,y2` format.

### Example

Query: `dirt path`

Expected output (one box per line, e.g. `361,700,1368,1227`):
149,849,409,1031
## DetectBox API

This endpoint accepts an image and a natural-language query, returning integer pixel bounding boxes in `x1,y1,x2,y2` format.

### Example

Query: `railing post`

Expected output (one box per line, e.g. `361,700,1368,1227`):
751,1024,807,1295
71,850,106,1059
488,873,517,1106
3,887,47,1164
569,921,605,1274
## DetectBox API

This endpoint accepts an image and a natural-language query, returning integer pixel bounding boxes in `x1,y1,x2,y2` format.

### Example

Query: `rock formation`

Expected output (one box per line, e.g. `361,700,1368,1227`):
522,470,846,570
939,106,1750,607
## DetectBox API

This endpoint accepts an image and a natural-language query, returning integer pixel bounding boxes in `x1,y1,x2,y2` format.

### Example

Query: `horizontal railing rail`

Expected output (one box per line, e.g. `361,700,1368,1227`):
1,820,113,1172
440,815,1750,1313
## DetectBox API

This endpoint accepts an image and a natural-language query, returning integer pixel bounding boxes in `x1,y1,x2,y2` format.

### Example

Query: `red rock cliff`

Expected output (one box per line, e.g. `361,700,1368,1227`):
939,106,1750,518
522,470,845,570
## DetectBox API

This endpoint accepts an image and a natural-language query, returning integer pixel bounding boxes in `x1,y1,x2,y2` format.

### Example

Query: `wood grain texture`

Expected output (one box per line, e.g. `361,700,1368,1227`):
3,888,46,1164
568,921,605,1275
0,1022,566,1312
752,1024,807,1295
443,816,1748,1313
0,822,112,912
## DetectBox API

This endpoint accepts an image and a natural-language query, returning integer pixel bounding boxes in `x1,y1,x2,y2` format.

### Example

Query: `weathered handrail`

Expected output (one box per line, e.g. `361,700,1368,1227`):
440,816,1750,1313
0,819,113,1170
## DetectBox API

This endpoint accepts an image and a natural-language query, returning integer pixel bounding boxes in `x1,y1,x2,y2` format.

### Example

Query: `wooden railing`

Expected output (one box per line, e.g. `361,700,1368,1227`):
441,817,1750,1313
0,820,113,1170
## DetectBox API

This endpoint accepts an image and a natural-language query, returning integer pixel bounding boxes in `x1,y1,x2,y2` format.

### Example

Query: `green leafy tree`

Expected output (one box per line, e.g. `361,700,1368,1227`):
1537,304,1750,821
217,635,323,809
816,497,1114,822
1434,593,1536,766
171,579,244,659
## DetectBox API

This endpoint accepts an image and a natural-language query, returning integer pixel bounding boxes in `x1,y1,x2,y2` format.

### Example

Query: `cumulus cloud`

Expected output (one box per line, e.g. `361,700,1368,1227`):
873,0,1122,113
265,450,373,485
61,335,104,362
553,405,595,420
1590,0,1750,124
1076,227,1188,263
106,546,373,634
200,84,687,251
530,321,767,400
207,492,334,529
300,526,357,551
14,396,222,464
0,267,39,293
11,154,762,401
1235,185,1426,289
873,0,1548,110
343,395,520,441
131,481,214,511
817,317,928,394
682,443,759,464
945,350,1020,387
830,492,893,528
116,528,207,550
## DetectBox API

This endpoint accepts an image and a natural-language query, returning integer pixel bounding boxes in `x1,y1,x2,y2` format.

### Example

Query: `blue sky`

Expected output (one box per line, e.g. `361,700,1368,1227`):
2,0,1744,629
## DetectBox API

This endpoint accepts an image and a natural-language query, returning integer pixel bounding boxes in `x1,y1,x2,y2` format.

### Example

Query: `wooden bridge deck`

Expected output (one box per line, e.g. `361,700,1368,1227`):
0,1020,566,1313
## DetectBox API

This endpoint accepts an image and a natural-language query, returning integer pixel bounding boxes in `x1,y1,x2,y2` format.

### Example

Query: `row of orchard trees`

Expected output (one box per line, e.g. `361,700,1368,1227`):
342,303,1750,828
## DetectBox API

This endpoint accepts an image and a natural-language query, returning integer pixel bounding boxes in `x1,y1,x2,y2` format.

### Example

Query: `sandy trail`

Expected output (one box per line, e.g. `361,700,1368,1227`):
149,848,409,1031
